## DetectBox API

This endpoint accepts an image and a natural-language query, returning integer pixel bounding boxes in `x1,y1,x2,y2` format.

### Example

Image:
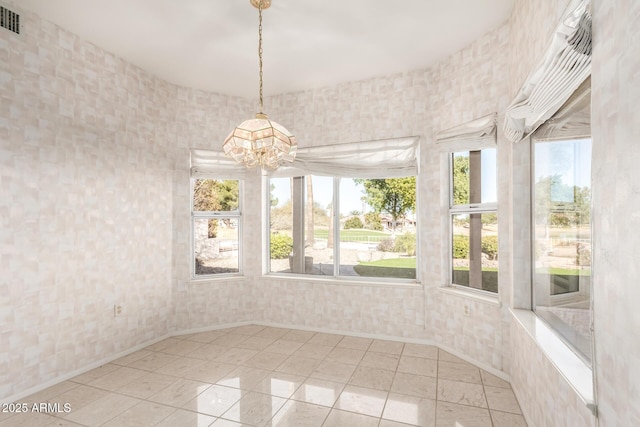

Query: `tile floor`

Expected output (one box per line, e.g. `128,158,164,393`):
1,325,527,427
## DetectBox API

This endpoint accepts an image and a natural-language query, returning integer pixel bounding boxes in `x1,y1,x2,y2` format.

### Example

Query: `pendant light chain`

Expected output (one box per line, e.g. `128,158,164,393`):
258,1,264,113
222,0,296,171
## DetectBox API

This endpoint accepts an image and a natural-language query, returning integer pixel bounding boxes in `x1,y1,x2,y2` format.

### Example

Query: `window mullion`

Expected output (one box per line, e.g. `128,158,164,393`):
291,176,306,274
333,177,340,277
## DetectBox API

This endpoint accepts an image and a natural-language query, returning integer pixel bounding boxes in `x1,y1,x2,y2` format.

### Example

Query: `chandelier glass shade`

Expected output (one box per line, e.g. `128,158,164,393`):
223,113,297,169
223,0,297,170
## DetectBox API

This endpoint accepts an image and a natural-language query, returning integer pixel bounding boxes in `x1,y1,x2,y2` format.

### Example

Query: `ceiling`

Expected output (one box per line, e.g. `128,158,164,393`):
17,0,515,98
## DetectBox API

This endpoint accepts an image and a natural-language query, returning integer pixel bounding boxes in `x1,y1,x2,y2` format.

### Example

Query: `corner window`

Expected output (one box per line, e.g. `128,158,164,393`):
191,179,241,277
449,148,498,293
532,138,592,363
268,175,417,282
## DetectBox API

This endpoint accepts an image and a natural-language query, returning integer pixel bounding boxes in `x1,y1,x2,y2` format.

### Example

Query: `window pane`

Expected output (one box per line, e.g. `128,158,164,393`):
193,179,239,211
269,177,293,273
452,148,497,206
533,138,592,363
304,176,334,275
451,213,498,293
194,217,239,275
269,176,334,275
343,178,417,280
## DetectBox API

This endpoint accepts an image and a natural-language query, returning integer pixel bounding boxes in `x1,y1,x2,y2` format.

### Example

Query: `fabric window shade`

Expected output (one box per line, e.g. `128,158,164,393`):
269,136,420,178
190,149,248,179
533,77,590,141
504,0,592,143
435,113,497,146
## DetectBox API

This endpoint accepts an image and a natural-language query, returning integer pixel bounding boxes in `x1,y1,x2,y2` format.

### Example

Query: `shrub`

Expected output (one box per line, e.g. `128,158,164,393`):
344,217,364,229
207,219,218,238
452,235,469,259
377,238,395,252
394,232,416,256
364,212,383,231
270,233,293,259
481,235,499,260
576,243,591,266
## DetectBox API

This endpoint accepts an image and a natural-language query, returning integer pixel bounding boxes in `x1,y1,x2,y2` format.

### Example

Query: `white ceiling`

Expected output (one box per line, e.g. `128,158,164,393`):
17,0,515,98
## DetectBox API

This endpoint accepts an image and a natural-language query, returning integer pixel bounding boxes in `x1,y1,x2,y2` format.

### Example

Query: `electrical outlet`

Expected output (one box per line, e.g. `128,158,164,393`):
114,304,123,317
463,304,470,316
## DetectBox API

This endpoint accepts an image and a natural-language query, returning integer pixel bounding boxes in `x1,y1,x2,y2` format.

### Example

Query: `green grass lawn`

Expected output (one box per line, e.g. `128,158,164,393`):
354,257,416,279
358,257,416,268
537,267,591,276
454,266,498,272
314,229,390,241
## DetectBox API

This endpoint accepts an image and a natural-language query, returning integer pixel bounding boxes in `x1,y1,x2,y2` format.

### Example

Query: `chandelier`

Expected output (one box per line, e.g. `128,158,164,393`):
223,0,297,170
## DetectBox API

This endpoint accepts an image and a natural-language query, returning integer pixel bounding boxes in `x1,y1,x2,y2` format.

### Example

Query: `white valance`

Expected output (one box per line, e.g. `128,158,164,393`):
533,77,590,141
435,113,497,146
269,136,420,178
190,149,248,179
504,0,592,143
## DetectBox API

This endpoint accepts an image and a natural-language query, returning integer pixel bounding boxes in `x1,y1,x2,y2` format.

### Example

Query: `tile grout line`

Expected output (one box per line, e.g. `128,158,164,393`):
16,325,526,427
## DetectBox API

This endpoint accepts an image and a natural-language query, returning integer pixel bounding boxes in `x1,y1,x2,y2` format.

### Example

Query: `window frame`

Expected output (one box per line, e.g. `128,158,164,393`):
190,178,243,280
265,174,419,285
529,136,593,364
447,148,499,295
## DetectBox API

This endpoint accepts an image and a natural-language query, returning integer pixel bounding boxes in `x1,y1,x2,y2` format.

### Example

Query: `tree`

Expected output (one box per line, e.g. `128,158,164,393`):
572,185,591,225
534,175,591,227
193,179,238,211
452,154,470,205
270,200,292,230
327,202,334,249
270,183,279,207
481,212,498,226
193,179,239,237
355,177,416,228
305,176,314,247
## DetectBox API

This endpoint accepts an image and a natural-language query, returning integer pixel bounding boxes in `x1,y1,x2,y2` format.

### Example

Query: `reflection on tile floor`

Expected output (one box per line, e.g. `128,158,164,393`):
1,325,528,426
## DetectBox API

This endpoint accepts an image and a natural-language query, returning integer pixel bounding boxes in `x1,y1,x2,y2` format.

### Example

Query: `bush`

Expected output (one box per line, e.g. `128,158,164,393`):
207,219,218,238
576,243,591,266
270,233,293,259
452,235,469,259
344,217,364,229
377,238,395,252
481,235,499,260
364,212,383,231
394,232,416,256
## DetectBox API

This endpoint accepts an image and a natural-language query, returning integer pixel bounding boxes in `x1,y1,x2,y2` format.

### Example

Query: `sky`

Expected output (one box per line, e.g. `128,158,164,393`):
534,138,592,189
453,148,498,204
270,149,501,215
270,176,370,214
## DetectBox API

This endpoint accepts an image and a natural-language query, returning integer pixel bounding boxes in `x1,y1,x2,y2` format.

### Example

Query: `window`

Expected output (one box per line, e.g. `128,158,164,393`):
268,175,417,282
191,179,241,277
532,138,592,363
449,148,498,293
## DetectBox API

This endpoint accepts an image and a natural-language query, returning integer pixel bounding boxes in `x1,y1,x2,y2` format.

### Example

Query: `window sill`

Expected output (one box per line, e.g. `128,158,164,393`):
438,286,501,306
510,308,595,413
263,273,422,289
189,275,246,285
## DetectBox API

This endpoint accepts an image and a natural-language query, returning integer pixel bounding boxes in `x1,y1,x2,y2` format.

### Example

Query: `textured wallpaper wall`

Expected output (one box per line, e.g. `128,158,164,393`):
591,0,640,425
0,0,255,399
254,23,512,372
0,3,173,397
4,3,636,426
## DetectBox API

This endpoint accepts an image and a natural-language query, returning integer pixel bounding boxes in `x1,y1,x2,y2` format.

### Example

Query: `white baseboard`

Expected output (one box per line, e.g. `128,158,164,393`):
4,320,511,403
176,320,511,382
1,333,170,404
250,320,511,382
